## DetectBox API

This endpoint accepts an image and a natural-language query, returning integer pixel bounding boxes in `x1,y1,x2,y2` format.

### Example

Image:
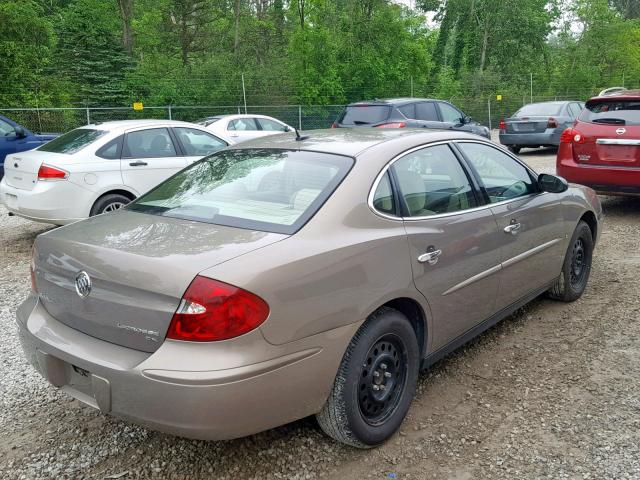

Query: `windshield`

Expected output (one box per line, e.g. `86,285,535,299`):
339,105,391,125
515,103,563,117
197,117,223,127
128,149,353,234
38,128,106,154
580,100,640,126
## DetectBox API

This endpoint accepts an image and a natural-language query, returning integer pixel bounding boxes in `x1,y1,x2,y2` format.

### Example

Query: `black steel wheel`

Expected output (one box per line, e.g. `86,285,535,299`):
548,220,594,302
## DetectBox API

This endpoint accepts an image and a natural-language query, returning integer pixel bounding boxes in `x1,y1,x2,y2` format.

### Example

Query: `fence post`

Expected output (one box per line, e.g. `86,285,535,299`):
168,105,172,120
298,105,302,130
86,107,91,125
487,98,492,131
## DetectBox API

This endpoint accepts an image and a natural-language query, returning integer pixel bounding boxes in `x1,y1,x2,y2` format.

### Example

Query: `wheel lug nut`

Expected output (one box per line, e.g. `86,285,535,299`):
373,371,380,378
380,363,387,370
384,372,392,378
379,384,386,390
372,384,380,391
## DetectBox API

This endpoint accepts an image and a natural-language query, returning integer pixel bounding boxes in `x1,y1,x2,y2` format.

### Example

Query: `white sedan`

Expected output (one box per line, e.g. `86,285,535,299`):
0,120,231,225
198,114,294,143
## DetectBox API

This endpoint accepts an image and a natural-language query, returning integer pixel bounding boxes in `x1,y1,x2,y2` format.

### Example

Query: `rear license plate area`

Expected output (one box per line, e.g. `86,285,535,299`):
597,145,638,163
516,123,535,132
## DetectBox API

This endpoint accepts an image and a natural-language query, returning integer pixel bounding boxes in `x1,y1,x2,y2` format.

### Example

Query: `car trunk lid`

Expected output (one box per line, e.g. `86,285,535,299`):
505,116,550,134
33,210,286,353
3,150,62,191
572,122,640,167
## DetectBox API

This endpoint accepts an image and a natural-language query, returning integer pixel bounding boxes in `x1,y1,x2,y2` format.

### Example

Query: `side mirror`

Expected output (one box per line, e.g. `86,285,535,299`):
538,173,568,193
14,126,26,138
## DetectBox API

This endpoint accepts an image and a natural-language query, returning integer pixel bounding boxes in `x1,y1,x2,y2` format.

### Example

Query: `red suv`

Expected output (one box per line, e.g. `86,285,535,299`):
557,90,640,196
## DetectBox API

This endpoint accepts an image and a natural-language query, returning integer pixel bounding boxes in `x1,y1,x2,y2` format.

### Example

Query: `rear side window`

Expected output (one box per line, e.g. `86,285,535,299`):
128,149,354,234
124,128,177,158
515,103,562,117
398,104,416,119
38,128,106,154
96,135,123,159
415,103,439,121
257,118,288,131
372,172,395,215
174,127,227,156
339,105,391,125
580,100,640,126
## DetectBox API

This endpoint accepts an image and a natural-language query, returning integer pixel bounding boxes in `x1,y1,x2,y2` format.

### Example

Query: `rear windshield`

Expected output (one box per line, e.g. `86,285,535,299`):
38,128,106,154
197,117,222,127
339,105,391,125
128,149,353,234
514,103,563,117
580,100,640,126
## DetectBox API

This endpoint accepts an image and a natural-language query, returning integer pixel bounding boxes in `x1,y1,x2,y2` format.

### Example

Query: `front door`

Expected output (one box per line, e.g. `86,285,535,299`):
456,141,567,309
437,102,474,134
390,143,503,351
120,127,188,195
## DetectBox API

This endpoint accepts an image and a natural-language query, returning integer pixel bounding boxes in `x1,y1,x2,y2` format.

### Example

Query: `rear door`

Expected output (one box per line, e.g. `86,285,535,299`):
256,117,290,135
412,102,445,130
386,143,503,350
572,98,640,168
456,141,567,309
120,127,187,195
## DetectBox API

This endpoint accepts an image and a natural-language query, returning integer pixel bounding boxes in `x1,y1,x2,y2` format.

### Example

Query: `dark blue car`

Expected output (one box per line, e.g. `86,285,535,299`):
0,115,58,179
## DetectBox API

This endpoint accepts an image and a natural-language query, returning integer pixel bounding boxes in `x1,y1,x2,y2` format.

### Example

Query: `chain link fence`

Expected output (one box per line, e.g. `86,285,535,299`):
0,95,587,134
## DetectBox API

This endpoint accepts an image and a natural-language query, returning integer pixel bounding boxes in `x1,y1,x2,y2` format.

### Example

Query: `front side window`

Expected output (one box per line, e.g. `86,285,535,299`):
439,103,463,123
228,118,259,131
38,128,106,154
415,102,439,122
0,118,15,136
174,127,227,156
391,144,476,217
457,142,536,203
128,149,353,234
258,118,288,131
124,128,177,158
372,171,395,215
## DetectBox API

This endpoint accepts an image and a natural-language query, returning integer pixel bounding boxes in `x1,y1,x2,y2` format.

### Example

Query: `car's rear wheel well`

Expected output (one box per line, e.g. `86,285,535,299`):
100,189,136,202
381,298,427,358
580,211,597,241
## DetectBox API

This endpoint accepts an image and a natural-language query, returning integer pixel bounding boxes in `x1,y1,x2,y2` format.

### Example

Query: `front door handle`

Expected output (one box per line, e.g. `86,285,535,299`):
129,161,148,167
504,223,521,235
418,247,442,265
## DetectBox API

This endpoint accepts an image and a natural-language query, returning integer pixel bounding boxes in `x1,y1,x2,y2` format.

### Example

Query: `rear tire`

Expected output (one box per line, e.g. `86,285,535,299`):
548,220,593,302
90,193,132,216
316,307,419,448
508,146,521,154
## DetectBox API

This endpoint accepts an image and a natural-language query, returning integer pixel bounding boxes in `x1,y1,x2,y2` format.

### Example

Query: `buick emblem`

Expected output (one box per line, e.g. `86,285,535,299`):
616,128,626,135
75,271,92,298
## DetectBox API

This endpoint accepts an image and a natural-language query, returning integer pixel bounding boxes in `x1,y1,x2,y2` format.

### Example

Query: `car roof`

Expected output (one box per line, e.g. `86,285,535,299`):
347,98,441,107
226,128,483,157
588,89,640,102
87,119,203,132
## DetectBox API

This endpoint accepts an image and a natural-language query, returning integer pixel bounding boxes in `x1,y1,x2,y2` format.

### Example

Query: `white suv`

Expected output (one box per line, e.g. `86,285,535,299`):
0,120,231,225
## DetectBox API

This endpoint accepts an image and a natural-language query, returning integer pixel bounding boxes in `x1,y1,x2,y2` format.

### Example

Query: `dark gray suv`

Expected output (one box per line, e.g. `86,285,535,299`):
333,98,491,139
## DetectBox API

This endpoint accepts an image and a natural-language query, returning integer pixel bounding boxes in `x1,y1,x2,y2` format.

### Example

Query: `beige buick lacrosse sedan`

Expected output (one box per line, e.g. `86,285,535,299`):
18,129,601,447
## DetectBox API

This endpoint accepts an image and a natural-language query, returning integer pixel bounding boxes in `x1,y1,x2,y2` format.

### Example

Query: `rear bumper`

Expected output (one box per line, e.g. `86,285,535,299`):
499,130,561,147
0,178,89,224
557,148,640,196
16,294,354,440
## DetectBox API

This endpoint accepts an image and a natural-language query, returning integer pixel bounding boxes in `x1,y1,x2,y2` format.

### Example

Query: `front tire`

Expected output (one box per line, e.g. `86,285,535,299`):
548,220,594,302
508,146,521,154
316,307,419,448
90,193,132,216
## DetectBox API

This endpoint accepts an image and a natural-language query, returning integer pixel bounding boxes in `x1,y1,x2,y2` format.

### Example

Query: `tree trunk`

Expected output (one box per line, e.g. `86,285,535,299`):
234,0,241,53
117,0,134,55
479,19,489,72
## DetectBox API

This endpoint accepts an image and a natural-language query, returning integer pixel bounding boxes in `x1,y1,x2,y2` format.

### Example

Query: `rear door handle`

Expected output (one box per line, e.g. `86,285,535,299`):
129,161,148,167
504,223,521,235
418,247,442,265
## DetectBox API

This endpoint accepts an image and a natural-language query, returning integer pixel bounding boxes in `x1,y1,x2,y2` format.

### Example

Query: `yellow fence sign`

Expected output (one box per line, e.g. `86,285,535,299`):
496,95,503,101
133,102,144,111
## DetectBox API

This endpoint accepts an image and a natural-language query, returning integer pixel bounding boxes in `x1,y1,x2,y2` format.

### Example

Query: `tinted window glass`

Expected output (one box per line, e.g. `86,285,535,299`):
38,128,106,154
391,144,476,217
398,104,416,119
439,103,463,123
96,135,123,159
372,172,395,215
128,149,353,234
228,118,259,131
0,119,14,135
258,118,288,131
339,105,391,125
515,103,563,116
415,102,439,121
124,128,177,158
458,142,536,203
174,127,227,156
580,100,640,125
197,117,222,127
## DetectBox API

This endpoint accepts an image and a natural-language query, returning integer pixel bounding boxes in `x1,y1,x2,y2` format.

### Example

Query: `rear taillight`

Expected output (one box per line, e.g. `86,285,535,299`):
499,120,506,131
167,276,269,342
37,164,68,181
30,246,37,292
560,128,585,144
547,117,558,128
375,122,406,128
331,122,338,128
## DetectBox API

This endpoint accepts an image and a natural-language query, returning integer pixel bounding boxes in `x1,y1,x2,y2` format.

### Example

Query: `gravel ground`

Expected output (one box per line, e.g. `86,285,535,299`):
1,147,639,479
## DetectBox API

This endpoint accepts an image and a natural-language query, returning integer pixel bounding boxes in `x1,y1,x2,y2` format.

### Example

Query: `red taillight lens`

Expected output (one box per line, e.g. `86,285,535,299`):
547,117,558,128
331,122,338,128
167,276,269,342
375,122,406,128
499,120,506,131
560,128,585,144
37,164,68,180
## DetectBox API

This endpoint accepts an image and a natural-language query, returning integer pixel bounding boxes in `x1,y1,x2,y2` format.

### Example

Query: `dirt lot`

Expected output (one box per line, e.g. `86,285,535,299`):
1,147,639,479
